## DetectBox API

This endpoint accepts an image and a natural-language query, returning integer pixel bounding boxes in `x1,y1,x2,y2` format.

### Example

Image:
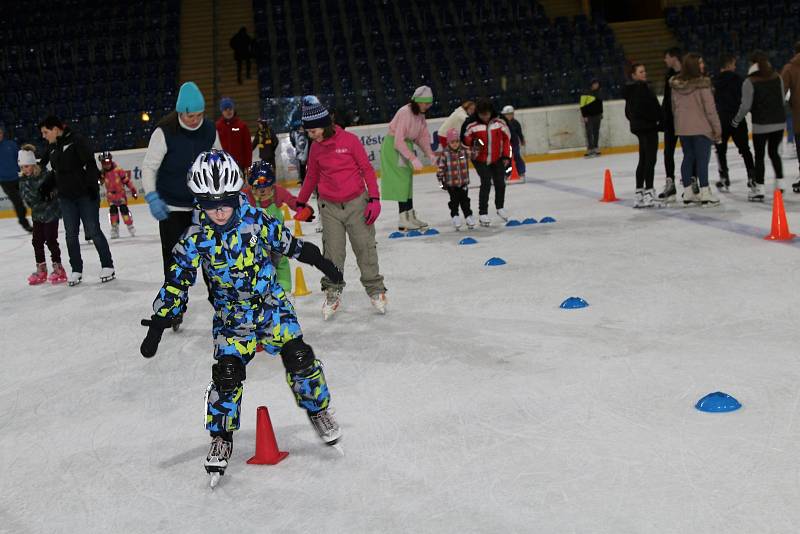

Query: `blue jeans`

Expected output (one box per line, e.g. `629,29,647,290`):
59,195,113,272
679,135,712,188
512,141,526,176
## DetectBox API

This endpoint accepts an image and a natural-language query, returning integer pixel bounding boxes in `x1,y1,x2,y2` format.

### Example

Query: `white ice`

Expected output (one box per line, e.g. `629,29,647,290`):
4,148,800,534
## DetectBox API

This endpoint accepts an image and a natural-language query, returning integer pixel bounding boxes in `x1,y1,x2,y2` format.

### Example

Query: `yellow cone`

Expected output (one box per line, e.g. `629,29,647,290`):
281,204,292,221
293,219,304,237
293,266,311,297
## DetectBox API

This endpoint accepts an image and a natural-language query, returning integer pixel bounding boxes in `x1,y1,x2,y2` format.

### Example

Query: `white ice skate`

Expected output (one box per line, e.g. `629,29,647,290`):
641,189,658,208
110,225,119,239
308,408,343,455
322,289,342,321
496,208,509,222
408,210,428,229
68,271,82,287
681,184,699,206
748,182,764,202
479,214,491,227
465,215,476,229
370,292,387,314
205,436,233,489
452,215,463,230
699,186,720,207
633,189,645,208
127,224,136,237
99,267,116,283
398,211,421,231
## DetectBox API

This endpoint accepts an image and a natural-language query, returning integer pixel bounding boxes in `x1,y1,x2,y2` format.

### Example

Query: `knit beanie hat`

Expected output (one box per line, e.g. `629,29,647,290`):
18,150,36,166
219,97,235,112
301,95,331,129
446,128,459,143
176,82,205,113
411,85,433,103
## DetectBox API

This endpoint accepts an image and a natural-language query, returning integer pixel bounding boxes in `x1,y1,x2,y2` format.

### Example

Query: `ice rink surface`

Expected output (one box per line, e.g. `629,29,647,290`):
3,148,800,533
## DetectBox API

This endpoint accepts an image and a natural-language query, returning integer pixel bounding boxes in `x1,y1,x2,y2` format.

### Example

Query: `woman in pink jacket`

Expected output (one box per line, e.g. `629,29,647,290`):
380,86,437,231
294,96,386,320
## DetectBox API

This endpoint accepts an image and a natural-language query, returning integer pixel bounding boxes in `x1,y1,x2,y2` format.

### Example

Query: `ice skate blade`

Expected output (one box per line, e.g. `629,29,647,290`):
100,274,115,283
68,280,82,287
208,472,221,489
329,441,344,456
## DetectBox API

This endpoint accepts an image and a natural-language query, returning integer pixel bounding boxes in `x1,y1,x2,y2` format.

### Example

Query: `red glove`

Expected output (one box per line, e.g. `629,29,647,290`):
295,203,315,222
364,197,381,225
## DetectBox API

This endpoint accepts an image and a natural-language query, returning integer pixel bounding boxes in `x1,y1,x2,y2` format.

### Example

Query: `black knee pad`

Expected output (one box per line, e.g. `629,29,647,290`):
119,204,130,215
212,356,246,393
109,204,119,215
280,338,315,374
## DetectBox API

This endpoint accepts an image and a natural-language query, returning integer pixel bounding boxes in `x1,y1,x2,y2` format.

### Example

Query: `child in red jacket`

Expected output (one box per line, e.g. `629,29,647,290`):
216,97,253,169
99,152,137,238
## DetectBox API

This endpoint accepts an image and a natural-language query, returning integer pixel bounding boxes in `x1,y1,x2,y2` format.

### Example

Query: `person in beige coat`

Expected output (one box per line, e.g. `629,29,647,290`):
670,52,722,206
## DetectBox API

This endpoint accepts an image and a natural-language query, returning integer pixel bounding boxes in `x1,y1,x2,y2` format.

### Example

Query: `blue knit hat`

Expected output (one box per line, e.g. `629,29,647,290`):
301,95,331,129
176,82,205,113
219,97,234,112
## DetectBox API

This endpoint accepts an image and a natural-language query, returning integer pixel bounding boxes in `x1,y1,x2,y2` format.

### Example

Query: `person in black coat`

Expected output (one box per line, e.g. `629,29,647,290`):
713,53,755,191
229,27,254,85
624,63,663,208
39,116,114,283
659,47,682,199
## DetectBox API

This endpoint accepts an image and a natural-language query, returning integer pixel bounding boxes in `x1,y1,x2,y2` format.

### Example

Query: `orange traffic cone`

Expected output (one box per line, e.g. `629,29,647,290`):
246,406,289,465
764,189,795,241
281,204,292,221
293,266,311,297
506,157,521,183
599,169,619,202
293,218,304,237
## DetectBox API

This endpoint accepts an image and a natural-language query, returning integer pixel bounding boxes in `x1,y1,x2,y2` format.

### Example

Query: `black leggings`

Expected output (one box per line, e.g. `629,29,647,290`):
635,131,658,189
398,199,414,213
473,161,506,215
446,186,472,217
752,130,783,184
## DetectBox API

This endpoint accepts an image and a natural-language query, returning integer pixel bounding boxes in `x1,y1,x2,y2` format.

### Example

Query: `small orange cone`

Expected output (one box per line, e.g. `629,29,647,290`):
506,157,521,183
293,266,311,297
764,189,795,241
293,218,304,237
246,406,289,465
599,169,619,202
281,204,292,221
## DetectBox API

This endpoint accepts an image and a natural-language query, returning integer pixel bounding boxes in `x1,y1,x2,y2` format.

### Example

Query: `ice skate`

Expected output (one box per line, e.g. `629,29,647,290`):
793,179,800,193
27,263,48,285
715,174,730,192
496,208,509,222
465,215,476,229
640,189,657,208
322,288,342,321
691,176,700,195
68,271,82,287
99,267,116,283
110,225,119,239
451,215,463,230
681,184,699,206
479,214,491,227
398,211,421,232
48,263,67,284
127,224,136,237
748,182,764,202
205,435,233,489
632,189,645,209
699,186,720,207
307,408,343,454
658,177,676,201
370,292,387,314
408,210,428,229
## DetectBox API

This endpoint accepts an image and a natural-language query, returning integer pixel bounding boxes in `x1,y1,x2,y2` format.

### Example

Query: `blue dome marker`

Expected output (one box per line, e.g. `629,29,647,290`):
695,392,742,413
560,297,589,309
540,216,556,223
424,228,440,236
505,219,522,227
389,231,405,239
406,229,423,237
522,218,538,225
485,257,506,266
459,237,478,245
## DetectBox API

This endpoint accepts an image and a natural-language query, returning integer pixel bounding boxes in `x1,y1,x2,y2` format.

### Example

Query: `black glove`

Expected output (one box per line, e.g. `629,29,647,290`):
473,137,485,148
39,180,55,201
140,315,174,358
297,242,344,283
501,157,513,176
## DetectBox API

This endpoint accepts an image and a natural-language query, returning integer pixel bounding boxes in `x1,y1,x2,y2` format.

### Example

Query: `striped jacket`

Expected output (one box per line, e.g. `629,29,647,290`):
461,116,511,164
436,146,471,187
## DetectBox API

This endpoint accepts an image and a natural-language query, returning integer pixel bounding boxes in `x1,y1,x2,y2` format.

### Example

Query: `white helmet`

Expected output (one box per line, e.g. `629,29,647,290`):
187,149,244,200
501,105,515,114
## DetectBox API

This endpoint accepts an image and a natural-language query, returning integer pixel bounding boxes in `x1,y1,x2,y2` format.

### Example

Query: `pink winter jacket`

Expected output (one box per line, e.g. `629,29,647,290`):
388,104,436,167
297,127,380,204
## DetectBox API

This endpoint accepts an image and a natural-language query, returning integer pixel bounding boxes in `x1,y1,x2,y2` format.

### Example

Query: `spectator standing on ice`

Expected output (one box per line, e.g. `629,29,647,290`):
732,51,787,200
624,63,662,208
579,79,603,158
712,53,755,192
781,41,800,191
380,86,437,231
659,47,683,201
501,105,526,179
0,125,32,232
229,27,254,85
670,53,722,206
216,97,252,170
